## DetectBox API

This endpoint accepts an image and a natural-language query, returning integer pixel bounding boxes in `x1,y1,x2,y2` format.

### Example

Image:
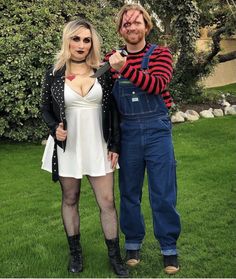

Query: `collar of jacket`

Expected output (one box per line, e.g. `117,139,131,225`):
52,65,102,79
52,65,66,77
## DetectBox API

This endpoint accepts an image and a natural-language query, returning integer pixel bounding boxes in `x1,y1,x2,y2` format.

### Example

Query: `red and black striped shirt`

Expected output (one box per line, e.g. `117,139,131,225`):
104,43,173,109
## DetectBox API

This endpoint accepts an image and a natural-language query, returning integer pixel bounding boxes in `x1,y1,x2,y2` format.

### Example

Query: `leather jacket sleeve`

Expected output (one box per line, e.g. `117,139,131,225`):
108,93,120,154
101,71,120,154
41,68,60,137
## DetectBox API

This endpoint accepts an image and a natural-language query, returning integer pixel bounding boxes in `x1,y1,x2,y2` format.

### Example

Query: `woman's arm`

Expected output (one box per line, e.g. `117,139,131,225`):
41,69,59,137
108,94,120,154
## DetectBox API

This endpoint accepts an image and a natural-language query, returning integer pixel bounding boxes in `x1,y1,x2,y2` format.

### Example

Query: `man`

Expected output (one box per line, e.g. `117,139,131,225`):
105,3,181,275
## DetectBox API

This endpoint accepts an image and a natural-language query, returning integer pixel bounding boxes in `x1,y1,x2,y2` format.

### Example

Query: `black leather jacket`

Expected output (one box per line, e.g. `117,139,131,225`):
41,65,120,181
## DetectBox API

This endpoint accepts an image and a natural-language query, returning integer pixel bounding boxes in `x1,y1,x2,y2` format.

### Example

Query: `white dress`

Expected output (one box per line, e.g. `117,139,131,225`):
41,79,115,178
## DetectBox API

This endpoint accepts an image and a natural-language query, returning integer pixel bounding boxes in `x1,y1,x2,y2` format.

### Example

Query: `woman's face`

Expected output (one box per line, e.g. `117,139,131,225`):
69,27,92,61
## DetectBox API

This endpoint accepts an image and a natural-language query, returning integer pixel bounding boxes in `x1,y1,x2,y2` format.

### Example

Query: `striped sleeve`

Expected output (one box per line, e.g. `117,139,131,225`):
119,47,173,95
161,89,173,109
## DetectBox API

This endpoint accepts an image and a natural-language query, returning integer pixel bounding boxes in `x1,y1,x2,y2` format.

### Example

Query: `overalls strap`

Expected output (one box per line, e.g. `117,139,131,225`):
141,44,157,70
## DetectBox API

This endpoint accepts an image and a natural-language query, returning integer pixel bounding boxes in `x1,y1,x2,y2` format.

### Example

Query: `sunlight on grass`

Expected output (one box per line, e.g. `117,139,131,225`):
203,83,236,101
205,83,236,94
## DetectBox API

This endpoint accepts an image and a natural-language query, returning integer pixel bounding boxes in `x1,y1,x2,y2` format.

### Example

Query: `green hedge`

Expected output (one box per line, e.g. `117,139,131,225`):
0,0,120,142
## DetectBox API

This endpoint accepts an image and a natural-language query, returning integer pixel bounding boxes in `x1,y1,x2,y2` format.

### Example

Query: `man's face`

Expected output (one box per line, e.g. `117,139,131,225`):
119,10,147,45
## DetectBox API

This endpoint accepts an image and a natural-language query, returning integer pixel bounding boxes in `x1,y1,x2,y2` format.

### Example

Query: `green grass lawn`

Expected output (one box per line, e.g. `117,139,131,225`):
204,82,236,95
0,116,236,278
203,82,236,101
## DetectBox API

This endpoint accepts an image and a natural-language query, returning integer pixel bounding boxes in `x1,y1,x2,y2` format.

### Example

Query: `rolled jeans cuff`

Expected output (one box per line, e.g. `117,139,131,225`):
125,243,142,250
161,249,178,256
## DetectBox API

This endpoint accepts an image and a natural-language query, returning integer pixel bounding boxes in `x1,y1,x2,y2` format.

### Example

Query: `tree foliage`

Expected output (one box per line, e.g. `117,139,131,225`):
0,0,235,142
0,0,120,141
139,0,236,103
197,0,236,63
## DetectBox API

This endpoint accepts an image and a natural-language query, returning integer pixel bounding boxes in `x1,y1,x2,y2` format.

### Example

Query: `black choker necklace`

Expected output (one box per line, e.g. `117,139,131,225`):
70,59,86,64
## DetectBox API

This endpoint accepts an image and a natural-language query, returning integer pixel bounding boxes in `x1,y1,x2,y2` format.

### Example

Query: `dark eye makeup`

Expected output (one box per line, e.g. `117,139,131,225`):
71,36,92,43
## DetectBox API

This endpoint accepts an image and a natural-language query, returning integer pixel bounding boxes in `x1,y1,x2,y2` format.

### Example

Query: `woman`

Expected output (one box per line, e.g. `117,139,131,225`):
41,19,128,277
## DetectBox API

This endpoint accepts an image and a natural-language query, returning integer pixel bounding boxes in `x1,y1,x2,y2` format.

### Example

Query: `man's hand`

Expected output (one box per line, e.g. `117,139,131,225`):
108,151,119,170
56,122,67,141
109,51,127,72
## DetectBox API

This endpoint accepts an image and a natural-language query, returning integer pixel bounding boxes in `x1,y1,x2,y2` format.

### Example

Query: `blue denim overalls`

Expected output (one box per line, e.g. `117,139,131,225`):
112,44,181,256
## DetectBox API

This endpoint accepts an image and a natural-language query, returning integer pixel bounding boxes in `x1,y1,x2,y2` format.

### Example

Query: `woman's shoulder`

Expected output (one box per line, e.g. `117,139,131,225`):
98,70,113,85
45,64,66,77
44,65,54,76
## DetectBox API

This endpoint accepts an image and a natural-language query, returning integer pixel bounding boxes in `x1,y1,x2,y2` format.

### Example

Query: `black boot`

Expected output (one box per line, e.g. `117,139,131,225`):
105,238,129,278
67,234,83,273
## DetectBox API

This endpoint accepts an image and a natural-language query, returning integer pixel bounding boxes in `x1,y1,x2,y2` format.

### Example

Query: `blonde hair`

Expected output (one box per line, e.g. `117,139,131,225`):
53,19,101,73
116,3,153,36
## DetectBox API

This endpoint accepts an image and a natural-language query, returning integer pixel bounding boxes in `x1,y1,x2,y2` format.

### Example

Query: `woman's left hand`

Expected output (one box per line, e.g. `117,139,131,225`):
108,151,119,170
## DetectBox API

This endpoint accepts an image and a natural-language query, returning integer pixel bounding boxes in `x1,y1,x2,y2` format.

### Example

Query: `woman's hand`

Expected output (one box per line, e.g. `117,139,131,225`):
55,122,67,141
108,151,119,170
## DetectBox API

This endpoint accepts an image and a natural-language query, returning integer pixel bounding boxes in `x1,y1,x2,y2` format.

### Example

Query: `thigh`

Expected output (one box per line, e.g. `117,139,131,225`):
145,118,175,163
59,177,81,204
145,138,177,202
144,119,177,196
119,138,145,198
87,173,115,206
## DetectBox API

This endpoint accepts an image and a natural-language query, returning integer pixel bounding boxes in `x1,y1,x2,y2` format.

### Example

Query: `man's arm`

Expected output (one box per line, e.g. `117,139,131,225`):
109,47,173,95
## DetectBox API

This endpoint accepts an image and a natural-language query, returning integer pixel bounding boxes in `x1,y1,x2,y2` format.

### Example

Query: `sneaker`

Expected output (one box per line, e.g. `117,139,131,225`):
163,255,179,274
126,249,140,267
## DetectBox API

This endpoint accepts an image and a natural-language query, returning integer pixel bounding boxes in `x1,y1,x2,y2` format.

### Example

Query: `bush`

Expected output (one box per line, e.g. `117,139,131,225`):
0,0,120,142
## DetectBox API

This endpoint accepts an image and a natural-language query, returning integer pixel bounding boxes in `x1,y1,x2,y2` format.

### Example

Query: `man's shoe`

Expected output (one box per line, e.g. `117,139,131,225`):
163,255,179,275
126,249,140,267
